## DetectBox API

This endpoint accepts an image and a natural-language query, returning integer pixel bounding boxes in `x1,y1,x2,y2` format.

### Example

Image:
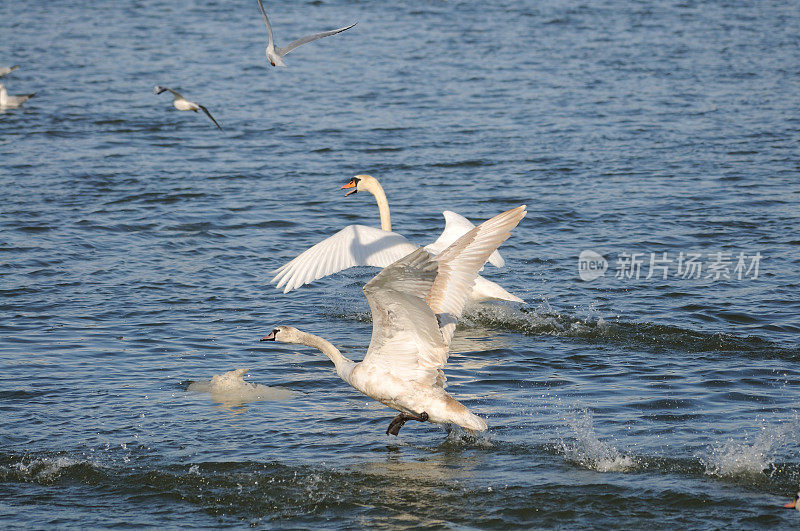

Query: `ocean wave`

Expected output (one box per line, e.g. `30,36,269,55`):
327,303,798,358
461,305,799,358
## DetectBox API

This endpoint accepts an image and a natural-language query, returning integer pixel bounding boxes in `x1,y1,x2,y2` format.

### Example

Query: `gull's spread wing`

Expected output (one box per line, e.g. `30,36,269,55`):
277,22,357,56
256,0,275,46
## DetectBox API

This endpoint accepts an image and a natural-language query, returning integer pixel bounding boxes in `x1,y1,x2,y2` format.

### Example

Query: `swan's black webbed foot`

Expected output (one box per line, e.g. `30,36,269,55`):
386,414,407,436
386,412,429,436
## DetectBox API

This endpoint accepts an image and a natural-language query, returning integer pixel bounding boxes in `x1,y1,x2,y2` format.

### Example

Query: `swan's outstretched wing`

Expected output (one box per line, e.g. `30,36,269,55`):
362,248,448,387
277,22,357,56
255,0,275,47
424,211,505,268
198,104,223,131
270,224,419,293
427,205,527,345
360,206,526,384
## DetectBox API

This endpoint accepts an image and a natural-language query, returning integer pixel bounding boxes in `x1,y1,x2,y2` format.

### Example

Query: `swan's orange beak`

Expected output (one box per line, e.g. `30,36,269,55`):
260,332,276,341
785,500,797,509
341,179,357,196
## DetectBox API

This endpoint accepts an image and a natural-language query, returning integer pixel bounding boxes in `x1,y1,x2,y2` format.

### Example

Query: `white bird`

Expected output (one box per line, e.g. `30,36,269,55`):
270,174,524,304
153,86,222,131
0,65,20,78
187,368,294,408
256,0,356,67
0,83,35,108
262,205,527,435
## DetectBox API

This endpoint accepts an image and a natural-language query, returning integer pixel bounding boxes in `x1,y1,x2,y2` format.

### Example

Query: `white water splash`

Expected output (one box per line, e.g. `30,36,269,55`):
558,409,635,472
701,417,799,479
12,457,87,481
188,368,294,408
442,425,494,448
460,303,612,338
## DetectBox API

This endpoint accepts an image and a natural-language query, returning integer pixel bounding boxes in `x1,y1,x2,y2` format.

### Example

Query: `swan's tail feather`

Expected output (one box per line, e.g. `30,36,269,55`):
458,411,488,432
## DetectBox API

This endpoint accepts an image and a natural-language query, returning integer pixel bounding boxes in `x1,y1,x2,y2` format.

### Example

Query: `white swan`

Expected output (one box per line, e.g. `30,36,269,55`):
0,65,19,78
153,86,222,131
270,174,524,303
256,0,356,67
0,83,35,108
262,205,527,435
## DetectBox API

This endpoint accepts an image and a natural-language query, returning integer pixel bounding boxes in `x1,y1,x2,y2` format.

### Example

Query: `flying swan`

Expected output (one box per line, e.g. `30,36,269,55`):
270,174,524,303
262,205,527,435
256,0,357,67
153,86,222,131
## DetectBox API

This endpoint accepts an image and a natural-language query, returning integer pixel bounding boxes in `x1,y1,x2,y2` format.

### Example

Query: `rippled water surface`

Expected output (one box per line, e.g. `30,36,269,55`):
2,0,800,528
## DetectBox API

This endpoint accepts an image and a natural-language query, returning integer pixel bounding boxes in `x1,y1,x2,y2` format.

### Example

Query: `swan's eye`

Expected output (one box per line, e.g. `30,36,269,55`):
272,328,280,336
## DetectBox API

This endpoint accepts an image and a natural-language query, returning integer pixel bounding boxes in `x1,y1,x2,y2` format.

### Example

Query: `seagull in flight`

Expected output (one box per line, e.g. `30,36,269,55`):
0,65,20,78
256,0,356,67
153,86,222,131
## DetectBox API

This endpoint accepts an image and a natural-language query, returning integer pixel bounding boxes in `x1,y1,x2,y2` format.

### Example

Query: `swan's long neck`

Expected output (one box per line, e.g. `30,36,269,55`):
367,180,391,232
0,86,6,105
295,331,355,382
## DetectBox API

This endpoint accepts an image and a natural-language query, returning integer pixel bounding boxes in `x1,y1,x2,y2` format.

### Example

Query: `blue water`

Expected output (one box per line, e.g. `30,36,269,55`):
2,0,799,527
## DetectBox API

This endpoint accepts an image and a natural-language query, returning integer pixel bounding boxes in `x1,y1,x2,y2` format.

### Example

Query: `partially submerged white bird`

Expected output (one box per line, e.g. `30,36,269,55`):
187,368,293,407
270,174,524,304
262,205,527,436
256,0,356,67
153,86,222,131
0,65,20,78
0,83,35,108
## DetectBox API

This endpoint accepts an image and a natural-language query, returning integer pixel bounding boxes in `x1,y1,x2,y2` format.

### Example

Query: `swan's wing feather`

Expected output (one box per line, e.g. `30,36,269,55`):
427,206,527,345
424,211,505,268
277,22,357,55
256,0,274,46
270,225,419,293
362,249,448,386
